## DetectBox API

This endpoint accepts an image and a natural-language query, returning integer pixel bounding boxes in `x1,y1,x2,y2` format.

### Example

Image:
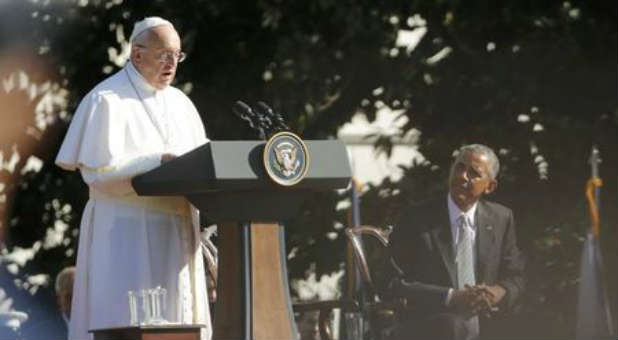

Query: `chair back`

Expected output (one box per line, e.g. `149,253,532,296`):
292,225,395,340
345,225,393,302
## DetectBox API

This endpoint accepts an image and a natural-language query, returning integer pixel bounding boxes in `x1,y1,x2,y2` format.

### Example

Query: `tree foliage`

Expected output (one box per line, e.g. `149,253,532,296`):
0,0,616,338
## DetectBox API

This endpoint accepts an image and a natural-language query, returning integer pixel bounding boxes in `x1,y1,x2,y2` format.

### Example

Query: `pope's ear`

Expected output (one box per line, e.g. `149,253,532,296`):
130,46,142,64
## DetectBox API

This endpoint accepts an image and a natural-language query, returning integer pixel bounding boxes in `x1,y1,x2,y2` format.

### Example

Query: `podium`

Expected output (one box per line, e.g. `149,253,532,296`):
132,140,351,340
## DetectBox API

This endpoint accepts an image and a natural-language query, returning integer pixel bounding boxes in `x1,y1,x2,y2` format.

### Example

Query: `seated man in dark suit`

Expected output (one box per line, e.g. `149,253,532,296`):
20,266,75,339
380,144,525,339
55,266,75,332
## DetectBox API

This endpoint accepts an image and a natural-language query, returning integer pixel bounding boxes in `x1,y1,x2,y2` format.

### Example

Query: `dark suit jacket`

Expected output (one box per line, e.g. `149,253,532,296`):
21,309,68,340
378,196,525,329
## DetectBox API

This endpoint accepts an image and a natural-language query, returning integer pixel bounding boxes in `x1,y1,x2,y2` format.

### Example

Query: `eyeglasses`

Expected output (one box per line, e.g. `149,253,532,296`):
136,44,187,63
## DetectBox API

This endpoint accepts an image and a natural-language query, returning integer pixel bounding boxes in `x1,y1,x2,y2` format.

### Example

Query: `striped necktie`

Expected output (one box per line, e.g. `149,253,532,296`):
456,215,480,339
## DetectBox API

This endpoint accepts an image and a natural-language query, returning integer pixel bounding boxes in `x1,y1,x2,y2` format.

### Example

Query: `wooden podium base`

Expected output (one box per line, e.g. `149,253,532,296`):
214,222,298,340
90,324,204,340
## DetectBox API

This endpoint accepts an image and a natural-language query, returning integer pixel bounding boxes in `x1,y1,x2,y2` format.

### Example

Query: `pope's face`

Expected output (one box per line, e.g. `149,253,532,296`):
132,26,181,90
448,150,497,211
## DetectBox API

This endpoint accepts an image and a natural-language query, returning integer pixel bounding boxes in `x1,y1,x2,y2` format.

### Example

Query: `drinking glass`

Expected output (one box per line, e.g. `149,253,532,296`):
149,286,168,324
140,289,152,325
127,291,138,326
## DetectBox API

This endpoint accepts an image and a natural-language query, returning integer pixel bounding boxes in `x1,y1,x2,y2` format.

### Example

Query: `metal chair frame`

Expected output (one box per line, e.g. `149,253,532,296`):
293,225,403,340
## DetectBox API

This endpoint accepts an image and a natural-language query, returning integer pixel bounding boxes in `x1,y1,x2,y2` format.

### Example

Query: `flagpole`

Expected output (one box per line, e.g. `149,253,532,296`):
577,146,614,338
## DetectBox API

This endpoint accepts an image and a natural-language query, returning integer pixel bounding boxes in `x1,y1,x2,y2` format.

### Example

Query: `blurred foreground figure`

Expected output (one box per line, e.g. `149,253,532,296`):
13,267,74,339
55,16,211,339
380,144,525,339
56,266,75,333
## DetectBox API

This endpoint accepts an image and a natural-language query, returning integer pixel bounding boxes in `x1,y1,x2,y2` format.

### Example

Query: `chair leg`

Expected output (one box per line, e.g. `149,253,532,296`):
318,308,332,340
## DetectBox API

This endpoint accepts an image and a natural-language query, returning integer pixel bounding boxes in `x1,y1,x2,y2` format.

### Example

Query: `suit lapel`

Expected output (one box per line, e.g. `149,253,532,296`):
476,200,496,282
426,199,498,287
431,207,457,287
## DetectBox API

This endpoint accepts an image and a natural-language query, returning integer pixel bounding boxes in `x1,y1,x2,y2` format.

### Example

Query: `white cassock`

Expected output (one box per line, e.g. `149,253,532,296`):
56,61,212,339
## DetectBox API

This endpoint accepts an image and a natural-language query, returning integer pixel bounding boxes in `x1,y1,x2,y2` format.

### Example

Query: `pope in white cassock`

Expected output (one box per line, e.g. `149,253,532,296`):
55,17,212,339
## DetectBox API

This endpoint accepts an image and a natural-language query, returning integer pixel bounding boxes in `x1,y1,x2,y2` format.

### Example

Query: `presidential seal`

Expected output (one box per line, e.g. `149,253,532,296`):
263,131,310,186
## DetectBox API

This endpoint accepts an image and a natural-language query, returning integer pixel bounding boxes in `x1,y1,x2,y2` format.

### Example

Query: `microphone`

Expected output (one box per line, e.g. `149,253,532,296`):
232,100,255,122
255,101,290,133
232,100,265,139
256,101,275,117
253,102,275,138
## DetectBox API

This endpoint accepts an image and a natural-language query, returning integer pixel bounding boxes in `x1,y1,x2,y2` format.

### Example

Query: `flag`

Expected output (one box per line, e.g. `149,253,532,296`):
575,177,614,339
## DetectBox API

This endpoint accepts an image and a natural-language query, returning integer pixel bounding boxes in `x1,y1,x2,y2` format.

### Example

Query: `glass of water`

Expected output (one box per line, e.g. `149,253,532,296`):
128,290,138,326
149,286,168,324
128,287,169,326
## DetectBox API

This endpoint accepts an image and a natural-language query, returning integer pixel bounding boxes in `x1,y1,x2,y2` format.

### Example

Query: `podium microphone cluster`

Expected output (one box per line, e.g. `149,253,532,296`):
232,100,290,140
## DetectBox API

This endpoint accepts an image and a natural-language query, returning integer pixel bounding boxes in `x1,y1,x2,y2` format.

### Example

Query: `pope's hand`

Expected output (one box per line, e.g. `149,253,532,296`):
161,153,178,164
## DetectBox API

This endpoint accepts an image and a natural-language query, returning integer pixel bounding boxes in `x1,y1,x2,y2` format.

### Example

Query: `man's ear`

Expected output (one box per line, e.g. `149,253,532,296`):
485,179,497,194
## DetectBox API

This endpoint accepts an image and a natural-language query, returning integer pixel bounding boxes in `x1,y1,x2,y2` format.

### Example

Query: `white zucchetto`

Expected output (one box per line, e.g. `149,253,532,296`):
129,16,174,42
